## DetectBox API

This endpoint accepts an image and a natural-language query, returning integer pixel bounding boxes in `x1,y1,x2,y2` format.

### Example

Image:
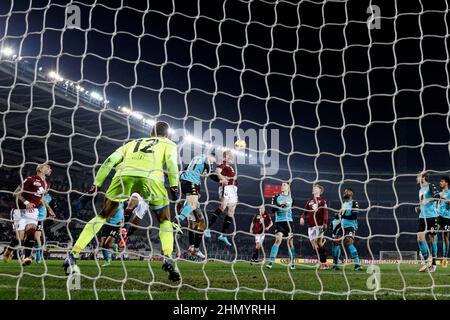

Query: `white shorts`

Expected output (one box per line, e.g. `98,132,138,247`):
255,234,265,244
131,193,150,220
12,209,39,231
308,226,324,241
219,185,238,205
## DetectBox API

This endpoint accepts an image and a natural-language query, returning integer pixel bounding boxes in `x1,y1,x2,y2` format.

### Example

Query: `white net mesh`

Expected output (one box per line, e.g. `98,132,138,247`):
0,0,449,300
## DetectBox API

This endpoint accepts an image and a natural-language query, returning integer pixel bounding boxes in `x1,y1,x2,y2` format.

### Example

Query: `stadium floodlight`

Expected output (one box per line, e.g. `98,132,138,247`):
1,47,15,57
120,106,131,114
48,71,63,82
185,134,204,145
131,112,144,120
90,91,103,101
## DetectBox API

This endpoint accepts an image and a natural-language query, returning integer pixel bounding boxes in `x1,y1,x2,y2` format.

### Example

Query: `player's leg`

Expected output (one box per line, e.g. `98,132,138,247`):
205,195,227,238
287,235,295,270
251,235,263,263
218,203,234,247
188,220,196,251
188,218,206,259
118,195,142,247
70,175,136,261
443,230,449,267
149,180,181,281
177,181,199,221
344,229,362,271
34,222,43,263
154,205,181,281
178,195,198,221
428,230,437,272
417,218,432,271
266,230,283,269
316,228,328,269
22,224,37,266
71,197,119,258
102,233,117,266
2,210,22,263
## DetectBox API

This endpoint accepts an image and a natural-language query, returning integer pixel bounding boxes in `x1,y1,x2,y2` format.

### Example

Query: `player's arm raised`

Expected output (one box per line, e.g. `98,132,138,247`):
43,197,56,218
216,167,228,184
164,141,180,200
93,145,125,190
266,215,274,231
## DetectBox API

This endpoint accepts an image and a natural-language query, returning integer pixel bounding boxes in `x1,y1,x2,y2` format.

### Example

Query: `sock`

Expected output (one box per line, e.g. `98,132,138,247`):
194,232,202,249
289,246,296,265
431,241,438,265
24,238,35,258
445,241,449,258
102,248,111,261
348,244,360,265
159,220,174,257
178,204,193,221
252,247,259,260
269,244,279,263
188,230,195,246
332,244,341,265
36,244,42,261
418,240,429,261
72,215,106,258
209,208,222,228
318,246,327,263
221,215,232,234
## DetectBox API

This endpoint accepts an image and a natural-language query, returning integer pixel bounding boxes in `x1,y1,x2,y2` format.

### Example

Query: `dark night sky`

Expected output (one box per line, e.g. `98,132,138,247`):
0,0,449,176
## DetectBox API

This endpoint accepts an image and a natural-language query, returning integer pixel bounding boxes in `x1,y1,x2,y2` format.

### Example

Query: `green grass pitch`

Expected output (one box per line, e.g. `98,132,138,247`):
0,260,449,300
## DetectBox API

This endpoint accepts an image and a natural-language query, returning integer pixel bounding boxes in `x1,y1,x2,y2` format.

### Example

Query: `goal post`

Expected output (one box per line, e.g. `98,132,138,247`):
379,251,418,263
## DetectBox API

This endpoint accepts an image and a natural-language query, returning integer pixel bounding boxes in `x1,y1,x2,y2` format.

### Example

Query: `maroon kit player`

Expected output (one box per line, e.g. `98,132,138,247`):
249,205,273,263
300,183,329,270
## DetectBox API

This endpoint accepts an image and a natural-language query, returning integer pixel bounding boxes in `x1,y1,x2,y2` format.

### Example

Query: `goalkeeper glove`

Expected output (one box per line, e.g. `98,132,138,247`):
169,186,179,201
74,186,97,211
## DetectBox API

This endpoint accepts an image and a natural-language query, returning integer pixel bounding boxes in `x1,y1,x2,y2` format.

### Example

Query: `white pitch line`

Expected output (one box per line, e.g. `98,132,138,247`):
0,285,449,299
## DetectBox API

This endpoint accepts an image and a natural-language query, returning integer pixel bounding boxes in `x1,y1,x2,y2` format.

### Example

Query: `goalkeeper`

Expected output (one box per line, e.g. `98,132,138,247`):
64,121,181,282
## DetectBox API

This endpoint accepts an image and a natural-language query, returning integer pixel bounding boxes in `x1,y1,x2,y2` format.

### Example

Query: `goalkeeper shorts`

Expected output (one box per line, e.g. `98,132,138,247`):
105,175,169,208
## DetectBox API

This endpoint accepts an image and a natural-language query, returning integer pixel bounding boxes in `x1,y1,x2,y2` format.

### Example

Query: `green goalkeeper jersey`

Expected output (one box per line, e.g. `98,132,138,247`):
94,136,179,188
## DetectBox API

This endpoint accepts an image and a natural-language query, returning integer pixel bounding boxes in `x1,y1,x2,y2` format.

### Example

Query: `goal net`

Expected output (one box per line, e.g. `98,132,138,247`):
0,0,449,300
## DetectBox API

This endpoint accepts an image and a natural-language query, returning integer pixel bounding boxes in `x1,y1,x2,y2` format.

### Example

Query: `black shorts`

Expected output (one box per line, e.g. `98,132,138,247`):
274,221,293,238
180,179,201,196
333,226,356,239
417,217,437,233
102,224,121,239
36,221,43,232
437,216,450,232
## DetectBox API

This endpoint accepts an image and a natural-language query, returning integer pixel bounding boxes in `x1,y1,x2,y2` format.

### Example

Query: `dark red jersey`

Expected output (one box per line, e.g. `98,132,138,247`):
14,175,48,209
218,161,238,186
251,211,272,234
302,197,328,226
